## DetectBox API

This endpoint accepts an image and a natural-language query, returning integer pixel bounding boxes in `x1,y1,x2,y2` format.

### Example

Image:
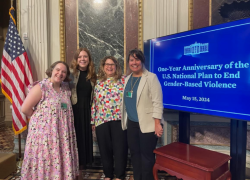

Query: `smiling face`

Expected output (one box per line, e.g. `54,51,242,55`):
77,50,89,71
129,54,143,76
104,58,116,78
51,63,67,84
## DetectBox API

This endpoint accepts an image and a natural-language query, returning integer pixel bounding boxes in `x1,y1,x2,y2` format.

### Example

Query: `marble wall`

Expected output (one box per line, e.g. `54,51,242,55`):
78,0,124,71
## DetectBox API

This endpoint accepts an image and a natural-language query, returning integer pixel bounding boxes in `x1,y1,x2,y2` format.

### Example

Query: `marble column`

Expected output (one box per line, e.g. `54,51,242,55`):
143,0,189,40
65,0,77,65
125,0,138,70
19,0,49,81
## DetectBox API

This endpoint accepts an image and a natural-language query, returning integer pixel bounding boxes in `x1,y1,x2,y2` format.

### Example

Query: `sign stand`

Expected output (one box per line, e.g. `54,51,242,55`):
179,111,190,144
230,119,247,180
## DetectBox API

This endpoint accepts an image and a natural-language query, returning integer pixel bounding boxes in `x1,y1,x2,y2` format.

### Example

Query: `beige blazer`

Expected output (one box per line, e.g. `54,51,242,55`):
121,69,164,133
69,69,95,105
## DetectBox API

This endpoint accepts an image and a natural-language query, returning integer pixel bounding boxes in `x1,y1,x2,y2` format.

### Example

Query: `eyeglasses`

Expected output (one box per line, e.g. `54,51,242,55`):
104,63,116,67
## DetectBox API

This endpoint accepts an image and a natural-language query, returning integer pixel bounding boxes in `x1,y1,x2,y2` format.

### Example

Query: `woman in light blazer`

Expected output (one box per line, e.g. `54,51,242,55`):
121,48,164,180
70,48,97,171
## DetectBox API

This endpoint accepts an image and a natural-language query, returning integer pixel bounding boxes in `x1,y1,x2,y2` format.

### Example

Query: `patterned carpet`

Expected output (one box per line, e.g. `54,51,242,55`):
0,126,176,180
0,126,14,153
3,168,177,180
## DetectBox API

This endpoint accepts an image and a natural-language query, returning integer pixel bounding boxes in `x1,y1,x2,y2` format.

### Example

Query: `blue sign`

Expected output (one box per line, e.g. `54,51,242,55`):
144,18,250,121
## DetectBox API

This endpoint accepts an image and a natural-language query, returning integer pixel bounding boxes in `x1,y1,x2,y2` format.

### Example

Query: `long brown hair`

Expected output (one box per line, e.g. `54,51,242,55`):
70,48,96,83
97,56,122,82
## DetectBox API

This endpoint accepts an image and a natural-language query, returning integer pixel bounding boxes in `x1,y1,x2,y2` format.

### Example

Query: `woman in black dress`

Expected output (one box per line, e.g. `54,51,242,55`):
70,48,97,170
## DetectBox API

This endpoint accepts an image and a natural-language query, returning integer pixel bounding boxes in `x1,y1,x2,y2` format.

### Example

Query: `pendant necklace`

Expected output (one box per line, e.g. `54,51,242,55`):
127,76,140,98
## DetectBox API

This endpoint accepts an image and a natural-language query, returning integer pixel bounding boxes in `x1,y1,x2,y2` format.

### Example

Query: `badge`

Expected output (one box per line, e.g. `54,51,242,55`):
126,91,133,98
61,103,67,109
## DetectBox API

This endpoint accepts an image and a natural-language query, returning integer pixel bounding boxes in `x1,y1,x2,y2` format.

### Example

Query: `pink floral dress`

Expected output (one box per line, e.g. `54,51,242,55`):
21,78,79,180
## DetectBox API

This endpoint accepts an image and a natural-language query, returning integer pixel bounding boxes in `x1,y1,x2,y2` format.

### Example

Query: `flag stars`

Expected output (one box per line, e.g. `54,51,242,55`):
4,13,27,59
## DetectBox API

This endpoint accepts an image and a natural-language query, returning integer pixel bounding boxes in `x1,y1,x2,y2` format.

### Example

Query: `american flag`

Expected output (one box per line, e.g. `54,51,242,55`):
0,7,33,135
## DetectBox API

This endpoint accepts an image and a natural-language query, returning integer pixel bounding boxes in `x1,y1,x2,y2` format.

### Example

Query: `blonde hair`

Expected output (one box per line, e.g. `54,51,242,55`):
97,56,122,82
70,48,96,84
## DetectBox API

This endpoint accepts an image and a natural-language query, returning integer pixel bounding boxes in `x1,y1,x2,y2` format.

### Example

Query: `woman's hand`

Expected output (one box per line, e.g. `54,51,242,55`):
21,84,42,116
92,125,96,131
155,119,163,137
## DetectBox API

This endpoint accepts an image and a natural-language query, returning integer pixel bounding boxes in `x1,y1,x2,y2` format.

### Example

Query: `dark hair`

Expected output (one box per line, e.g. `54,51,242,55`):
45,61,70,82
97,56,122,82
127,48,145,65
70,48,96,84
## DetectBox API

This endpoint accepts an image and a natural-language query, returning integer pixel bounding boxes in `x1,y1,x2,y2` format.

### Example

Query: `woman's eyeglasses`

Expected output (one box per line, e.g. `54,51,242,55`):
104,63,116,67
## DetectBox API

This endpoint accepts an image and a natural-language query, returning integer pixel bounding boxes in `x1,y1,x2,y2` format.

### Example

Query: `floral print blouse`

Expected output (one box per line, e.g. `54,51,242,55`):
91,76,125,127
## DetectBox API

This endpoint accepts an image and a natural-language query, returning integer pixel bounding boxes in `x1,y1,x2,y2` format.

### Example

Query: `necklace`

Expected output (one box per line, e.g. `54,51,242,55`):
131,76,140,92
126,76,141,98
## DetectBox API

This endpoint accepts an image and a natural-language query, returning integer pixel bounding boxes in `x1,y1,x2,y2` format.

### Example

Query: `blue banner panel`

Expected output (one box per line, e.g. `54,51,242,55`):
145,18,250,121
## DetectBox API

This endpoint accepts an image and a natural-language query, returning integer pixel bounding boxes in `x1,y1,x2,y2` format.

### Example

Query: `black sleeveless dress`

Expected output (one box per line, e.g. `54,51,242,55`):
72,70,93,168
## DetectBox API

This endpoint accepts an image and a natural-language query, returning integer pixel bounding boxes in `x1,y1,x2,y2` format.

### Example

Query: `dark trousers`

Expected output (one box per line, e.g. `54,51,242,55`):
96,120,128,179
127,120,158,180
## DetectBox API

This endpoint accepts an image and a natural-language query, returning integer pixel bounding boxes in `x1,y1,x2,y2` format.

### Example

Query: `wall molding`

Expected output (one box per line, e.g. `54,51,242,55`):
188,0,193,30
138,0,143,51
59,0,65,62
124,0,126,73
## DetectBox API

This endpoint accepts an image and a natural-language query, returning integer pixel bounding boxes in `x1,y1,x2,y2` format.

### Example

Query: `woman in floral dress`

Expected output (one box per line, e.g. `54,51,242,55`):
21,61,79,180
91,56,128,180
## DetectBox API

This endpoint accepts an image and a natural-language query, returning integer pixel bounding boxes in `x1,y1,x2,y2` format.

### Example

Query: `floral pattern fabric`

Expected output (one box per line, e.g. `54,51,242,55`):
21,78,79,180
91,77,125,127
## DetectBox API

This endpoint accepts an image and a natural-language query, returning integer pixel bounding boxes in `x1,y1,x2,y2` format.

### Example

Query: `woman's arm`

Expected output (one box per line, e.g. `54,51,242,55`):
91,85,98,131
21,84,42,116
150,74,164,137
150,74,164,119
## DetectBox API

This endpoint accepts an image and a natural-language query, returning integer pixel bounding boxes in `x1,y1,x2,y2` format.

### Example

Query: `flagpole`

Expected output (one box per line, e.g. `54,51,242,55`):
17,133,22,168
10,0,23,167
18,134,21,160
